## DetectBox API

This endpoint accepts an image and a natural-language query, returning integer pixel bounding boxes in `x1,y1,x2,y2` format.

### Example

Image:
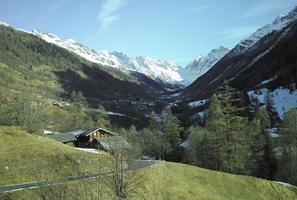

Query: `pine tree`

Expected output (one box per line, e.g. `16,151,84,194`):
148,111,159,131
219,82,248,173
278,108,297,184
187,126,210,168
146,111,163,159
247,107,274,178
161,107,182,160
205,83,249,173
205,94,226,170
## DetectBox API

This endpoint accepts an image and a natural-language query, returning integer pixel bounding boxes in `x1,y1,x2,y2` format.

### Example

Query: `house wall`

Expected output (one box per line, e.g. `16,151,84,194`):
75,136,89,148
76,130,115,148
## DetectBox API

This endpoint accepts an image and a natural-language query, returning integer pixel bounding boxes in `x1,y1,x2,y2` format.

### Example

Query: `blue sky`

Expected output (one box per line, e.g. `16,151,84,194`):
1,0,297,66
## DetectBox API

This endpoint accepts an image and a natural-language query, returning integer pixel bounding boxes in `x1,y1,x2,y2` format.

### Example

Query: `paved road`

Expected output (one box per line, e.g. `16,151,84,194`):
0,160,159,193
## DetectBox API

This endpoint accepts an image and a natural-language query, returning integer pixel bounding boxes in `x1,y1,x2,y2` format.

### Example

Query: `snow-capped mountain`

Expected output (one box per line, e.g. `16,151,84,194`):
179,46,229,85
0,20,229,86
28,30,183,84
231,6,297,56
184,6,297,98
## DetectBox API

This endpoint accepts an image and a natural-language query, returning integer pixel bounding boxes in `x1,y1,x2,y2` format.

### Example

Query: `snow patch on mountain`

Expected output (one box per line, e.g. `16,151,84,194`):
0,20,229,86
29,30,183,83
0,21,9,27
248,86,297,119
231,6,297,56
188,99,208,108
179,46,229,85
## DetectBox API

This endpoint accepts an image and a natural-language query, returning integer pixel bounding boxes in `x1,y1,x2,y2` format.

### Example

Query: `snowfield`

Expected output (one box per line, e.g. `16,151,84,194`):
248,87,297,119
188,99,208,108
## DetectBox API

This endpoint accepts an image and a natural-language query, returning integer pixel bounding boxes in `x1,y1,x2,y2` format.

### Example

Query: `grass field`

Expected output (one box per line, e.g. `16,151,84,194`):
0,126,110,186
1,126,296,200
139,161,297,200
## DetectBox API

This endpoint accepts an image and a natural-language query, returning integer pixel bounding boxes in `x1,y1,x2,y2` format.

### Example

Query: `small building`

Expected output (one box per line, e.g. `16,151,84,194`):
92,136,130,155
45,127,129,154
47,132,77,146
69,127,116,148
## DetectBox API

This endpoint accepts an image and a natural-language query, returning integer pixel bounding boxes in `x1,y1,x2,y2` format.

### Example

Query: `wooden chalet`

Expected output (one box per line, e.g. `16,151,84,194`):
67,127,116,148
45,127,129,154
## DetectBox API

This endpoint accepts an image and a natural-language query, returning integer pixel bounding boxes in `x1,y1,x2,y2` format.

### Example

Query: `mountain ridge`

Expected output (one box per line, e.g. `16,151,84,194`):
0,20,231,86
179,46,229,85
181,6,297,122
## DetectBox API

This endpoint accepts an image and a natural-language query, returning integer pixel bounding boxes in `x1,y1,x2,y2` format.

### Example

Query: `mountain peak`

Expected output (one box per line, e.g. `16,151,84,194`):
232,6,297,56
179,46,230,85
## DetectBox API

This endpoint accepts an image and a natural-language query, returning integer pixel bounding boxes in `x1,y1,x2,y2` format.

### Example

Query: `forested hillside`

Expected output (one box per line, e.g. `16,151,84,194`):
0,24,168,128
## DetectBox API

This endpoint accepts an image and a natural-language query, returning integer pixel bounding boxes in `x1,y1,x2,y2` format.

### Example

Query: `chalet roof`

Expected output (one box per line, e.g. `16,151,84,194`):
69,127,116,137
95,136,129,152
47,132,77,143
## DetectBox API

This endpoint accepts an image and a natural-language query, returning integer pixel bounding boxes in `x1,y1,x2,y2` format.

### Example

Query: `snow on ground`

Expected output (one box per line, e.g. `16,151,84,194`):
266,128,280,138
170,92,182,97
0,21,9,26
188,99,208,108
248,87,297,119
74,148,103,154
273,146,284,157
190,111,207,121
247,88,269,105
180,140,190,148
256,77,277,87
169,102,178,107
105,111,126,117
95,109,127,117
271,88,297,119
142,156,156,160
274,181,293,187
43,129,61,135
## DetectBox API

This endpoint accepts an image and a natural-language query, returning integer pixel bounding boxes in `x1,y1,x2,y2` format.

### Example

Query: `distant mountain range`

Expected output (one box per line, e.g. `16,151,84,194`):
179,46,230,85
0,20,228,87
184,6,297,97
0,7,297,126
182,6,297,122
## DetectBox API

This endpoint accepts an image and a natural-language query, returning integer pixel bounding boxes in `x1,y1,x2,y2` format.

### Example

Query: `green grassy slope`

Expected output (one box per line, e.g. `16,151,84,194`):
0,126,110,186
1,126,296,200
0,24,165,128
139,162,297,200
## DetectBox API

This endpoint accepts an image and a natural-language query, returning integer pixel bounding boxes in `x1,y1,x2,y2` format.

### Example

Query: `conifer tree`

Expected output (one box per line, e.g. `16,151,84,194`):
187,126,210,168
205,94,225,170
161,107,182,160
146,111,163,159
278,108,297,184
205,83,248,173
247,107,274,178
219,82,248,173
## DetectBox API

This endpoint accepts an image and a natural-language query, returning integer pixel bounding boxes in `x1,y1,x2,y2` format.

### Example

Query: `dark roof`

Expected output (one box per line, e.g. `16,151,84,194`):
47,132,77,143
69,127,116,137
96,136,129,152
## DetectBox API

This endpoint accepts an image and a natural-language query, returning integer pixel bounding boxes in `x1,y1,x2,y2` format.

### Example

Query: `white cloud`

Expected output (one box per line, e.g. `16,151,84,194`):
242,0,297,18
221,25,260,40
97,0,125,30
